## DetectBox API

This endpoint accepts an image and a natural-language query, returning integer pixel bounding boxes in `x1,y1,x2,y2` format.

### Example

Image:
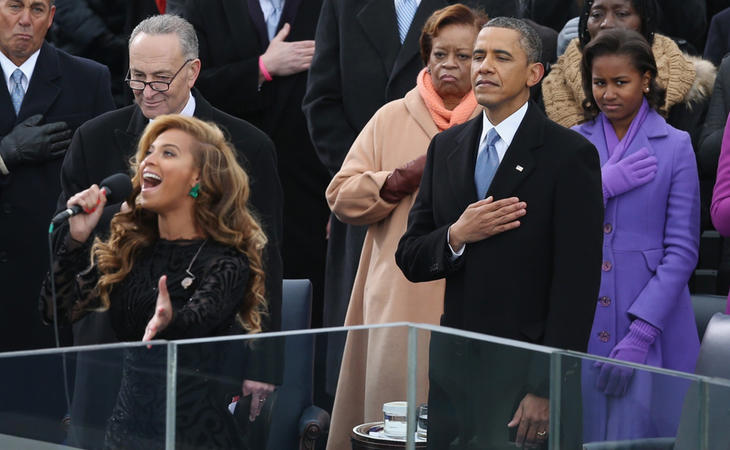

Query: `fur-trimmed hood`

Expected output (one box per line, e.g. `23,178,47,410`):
684,54,717,110
542,34,716,128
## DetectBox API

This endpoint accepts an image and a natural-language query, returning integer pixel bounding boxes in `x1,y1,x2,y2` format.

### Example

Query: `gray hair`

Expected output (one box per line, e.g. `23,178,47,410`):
484,17,542,64
129,14,199,60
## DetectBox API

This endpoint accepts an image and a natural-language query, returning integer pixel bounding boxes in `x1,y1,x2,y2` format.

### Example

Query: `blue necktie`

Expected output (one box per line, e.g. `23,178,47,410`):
395,0,417,44
10,69,25,115
474,128,500,199
263,0,283,41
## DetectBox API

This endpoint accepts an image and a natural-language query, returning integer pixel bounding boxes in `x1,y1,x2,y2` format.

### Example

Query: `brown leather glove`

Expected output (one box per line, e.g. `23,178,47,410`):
379,154,427,203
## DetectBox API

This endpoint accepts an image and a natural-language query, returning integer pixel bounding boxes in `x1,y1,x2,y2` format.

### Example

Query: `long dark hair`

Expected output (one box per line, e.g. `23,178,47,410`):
580,28,666,121
578,0,660,48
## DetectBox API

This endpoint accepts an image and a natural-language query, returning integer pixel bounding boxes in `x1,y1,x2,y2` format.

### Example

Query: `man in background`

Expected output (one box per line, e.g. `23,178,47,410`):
0,0,114,441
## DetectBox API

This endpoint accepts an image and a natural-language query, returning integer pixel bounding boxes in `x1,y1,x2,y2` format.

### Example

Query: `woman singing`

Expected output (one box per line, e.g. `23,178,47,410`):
42,115,267,448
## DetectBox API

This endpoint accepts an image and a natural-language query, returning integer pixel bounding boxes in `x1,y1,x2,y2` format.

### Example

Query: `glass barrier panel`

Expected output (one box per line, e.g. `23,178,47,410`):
555,350,710,450
0,341,170,449
171,324,419,450
419,325,555,450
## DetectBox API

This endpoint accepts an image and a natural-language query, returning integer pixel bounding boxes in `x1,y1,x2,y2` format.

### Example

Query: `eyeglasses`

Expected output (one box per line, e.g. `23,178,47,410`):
125,59,193,92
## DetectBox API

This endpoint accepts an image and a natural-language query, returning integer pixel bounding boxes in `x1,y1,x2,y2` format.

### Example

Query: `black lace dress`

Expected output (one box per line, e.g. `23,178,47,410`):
42,237,251,449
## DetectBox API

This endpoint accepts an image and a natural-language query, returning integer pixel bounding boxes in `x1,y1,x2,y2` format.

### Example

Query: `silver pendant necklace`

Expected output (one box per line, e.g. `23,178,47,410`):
181,239,208,290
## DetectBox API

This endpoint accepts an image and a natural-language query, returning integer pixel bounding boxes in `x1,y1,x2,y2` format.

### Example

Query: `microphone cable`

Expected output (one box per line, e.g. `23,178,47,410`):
47,222,76,445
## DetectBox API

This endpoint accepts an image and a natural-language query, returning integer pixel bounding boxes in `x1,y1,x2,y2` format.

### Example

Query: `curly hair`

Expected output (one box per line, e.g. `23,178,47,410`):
419,3,488,66
89,115,268,333
580,28,666,121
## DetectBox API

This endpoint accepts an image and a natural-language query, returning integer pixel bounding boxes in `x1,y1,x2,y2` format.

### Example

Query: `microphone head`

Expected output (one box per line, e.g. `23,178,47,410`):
99,173,133,204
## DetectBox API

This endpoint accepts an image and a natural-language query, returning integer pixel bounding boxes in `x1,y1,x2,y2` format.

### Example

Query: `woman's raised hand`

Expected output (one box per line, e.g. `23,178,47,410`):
143,275,173,342
67,185,107,243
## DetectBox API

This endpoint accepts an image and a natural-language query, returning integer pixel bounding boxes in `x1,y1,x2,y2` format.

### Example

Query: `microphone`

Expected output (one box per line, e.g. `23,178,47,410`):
51,173,133,225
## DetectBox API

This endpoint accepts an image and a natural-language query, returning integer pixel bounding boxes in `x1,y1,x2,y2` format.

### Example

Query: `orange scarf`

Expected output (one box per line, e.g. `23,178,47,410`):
417,68,478,131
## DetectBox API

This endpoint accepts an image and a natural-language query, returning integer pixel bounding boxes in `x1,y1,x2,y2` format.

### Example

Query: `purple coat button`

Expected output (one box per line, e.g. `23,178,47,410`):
599,296,611,306
598,331,610,342
602,261,612,271
604,223,613,234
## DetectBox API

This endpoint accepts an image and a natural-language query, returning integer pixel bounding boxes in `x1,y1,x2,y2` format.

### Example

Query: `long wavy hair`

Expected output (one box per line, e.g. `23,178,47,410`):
87,115,268,333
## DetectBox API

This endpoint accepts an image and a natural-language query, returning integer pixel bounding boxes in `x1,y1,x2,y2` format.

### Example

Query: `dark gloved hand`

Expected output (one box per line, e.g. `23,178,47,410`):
379,154,427,203
0,114,72,170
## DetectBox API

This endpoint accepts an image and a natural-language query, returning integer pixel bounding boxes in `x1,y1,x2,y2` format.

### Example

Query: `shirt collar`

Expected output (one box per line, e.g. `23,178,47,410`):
479,101,529,149
148,92,196,122
0,48,41,88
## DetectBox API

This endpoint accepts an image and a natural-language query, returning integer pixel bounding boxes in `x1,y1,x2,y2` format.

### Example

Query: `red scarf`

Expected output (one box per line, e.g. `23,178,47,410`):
416,68,478,131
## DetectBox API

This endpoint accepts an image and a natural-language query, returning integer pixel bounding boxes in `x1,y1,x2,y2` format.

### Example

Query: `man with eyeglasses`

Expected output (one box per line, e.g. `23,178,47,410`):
53,14,283,449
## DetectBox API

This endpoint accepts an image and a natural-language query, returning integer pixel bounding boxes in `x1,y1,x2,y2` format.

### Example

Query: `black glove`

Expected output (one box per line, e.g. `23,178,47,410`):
0,114,72,170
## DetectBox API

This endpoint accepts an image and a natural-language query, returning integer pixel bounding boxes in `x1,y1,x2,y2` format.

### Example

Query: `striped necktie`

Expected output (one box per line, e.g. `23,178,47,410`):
10,69,25,115
395,0,417,44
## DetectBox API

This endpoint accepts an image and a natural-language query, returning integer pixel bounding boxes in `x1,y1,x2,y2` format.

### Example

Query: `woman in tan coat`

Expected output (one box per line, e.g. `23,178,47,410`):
324,5,486,448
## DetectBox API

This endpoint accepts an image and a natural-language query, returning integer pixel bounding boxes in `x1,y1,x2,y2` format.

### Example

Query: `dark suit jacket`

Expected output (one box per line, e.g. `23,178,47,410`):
185,0,330,318
304,0,454,173
704,7,730,66
396,103,601,448
698,55,730,232
0,41,112,444
0,42,114,352
396,103,603,351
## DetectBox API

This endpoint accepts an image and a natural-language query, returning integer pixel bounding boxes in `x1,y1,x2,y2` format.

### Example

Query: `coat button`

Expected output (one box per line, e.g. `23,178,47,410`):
599,296,611,306
598,331,610,342
603,223,613,234
602,261,612,271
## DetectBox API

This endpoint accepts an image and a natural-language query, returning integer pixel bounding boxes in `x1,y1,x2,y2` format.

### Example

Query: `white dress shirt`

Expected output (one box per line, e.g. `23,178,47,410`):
448,101,530,257
0,49,40,96
148,93,196,122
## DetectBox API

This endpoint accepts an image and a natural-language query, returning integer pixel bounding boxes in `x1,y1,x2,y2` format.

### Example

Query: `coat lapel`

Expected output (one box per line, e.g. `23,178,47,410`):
486,103,540,200
356,0,400,77
0,71,15,131
280,0,303,29
231,0,266,55
17,43,61,123
114,105,147,165
447,115,482,206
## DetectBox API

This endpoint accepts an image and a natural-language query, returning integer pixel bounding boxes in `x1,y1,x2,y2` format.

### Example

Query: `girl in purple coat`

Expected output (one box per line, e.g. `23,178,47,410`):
572,29,700,443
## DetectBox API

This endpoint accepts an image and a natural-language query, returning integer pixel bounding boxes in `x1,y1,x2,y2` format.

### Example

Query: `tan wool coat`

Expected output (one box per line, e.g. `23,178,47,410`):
324,88,480,449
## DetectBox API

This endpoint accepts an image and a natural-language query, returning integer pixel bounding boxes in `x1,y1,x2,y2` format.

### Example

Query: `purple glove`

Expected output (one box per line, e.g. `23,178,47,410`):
602,147,657,201
594,319,660,397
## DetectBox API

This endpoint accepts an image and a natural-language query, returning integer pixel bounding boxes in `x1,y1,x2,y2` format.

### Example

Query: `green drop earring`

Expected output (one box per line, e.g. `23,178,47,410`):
189,183,200,199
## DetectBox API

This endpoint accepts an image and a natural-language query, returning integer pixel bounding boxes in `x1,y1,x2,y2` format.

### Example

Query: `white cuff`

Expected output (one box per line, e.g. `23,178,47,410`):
0,154,9,175
446,227,464,261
